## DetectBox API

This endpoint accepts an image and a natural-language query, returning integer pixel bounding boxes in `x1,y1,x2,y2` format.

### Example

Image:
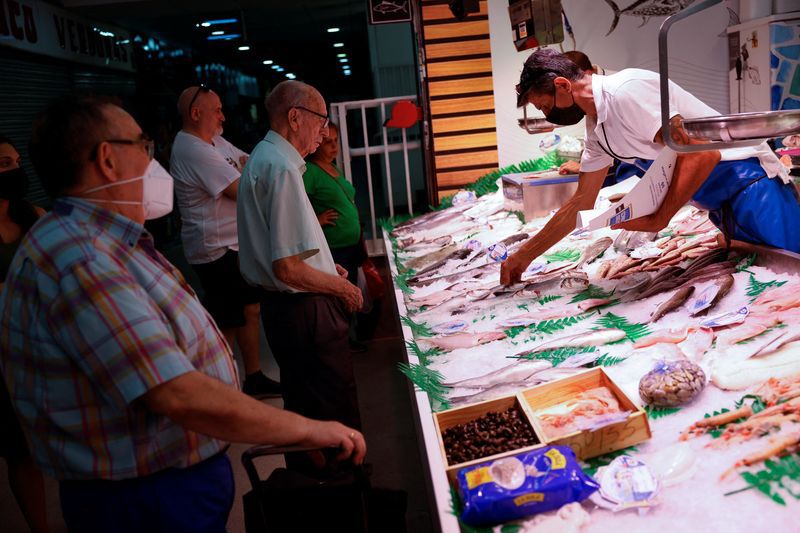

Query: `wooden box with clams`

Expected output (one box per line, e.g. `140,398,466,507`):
433,394,545,484
521,368,651,461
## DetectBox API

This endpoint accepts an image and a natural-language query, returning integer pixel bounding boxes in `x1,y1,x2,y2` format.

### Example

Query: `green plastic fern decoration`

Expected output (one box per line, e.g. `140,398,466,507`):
645,405,682,419
594,354,626,367
735,253,758,273
543,248,581,264
398,363,450,409
405,340,442,366
536,294,563,305
724,454,800,506
400,316,434,338
510,346,596,366
570,284,615,304
594,312,651,343
746,274,787,300
504,312,592,340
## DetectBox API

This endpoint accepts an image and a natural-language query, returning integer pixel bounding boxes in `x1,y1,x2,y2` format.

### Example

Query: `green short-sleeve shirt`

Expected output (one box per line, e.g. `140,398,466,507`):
302,162,361,249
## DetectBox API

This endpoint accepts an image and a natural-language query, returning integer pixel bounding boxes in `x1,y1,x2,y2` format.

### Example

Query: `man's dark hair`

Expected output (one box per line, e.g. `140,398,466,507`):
30,94,116,197
563,50,593,72
516,48,584,107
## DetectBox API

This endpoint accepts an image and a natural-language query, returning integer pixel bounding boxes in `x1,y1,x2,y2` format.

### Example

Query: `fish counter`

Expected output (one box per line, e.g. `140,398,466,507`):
384,184,800,532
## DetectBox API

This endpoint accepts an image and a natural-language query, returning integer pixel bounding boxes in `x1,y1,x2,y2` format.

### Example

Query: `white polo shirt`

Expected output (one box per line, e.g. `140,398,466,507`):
237,130,338,292
580,69,788,184
170,131,248,264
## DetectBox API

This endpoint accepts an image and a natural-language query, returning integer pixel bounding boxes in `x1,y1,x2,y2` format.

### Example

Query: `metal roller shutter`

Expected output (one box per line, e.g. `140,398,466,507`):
0,50,137,208
0,52,71,207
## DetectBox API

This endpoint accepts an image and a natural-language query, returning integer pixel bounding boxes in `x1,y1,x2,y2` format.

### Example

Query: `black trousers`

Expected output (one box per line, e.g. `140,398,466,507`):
259,291,361,431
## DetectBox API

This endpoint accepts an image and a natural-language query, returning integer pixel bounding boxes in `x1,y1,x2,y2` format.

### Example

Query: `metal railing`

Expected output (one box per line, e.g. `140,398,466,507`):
329,95,422,255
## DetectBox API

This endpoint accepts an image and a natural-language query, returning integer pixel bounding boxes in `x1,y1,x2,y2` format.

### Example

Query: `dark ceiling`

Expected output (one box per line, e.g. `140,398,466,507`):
60,0,372,100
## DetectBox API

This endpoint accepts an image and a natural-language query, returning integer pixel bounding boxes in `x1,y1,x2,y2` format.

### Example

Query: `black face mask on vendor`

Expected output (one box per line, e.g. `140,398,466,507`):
545,87,585,126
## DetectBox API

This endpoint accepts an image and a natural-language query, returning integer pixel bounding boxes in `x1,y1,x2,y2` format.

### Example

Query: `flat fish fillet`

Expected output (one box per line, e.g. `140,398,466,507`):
678,327,715,361
712,341,800,390
634,327,689,348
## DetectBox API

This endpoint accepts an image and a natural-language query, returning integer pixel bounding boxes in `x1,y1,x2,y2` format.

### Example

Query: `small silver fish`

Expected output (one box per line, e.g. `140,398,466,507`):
521,328,627,355
442,359,552,388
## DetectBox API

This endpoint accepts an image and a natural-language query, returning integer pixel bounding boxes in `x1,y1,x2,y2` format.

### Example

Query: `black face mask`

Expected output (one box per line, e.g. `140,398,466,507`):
545,89,585,126
0,167,29,200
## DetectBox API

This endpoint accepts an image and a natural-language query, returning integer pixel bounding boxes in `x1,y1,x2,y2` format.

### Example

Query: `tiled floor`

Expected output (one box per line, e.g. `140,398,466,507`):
0,246,435,532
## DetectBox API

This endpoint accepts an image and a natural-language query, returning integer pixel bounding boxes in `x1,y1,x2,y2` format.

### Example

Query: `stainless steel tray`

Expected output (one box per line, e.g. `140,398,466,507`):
683,110,800,143
517,117,556,134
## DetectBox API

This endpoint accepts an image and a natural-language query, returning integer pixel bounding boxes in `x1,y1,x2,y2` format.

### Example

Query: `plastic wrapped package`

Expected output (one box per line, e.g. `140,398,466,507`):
457,446,599,527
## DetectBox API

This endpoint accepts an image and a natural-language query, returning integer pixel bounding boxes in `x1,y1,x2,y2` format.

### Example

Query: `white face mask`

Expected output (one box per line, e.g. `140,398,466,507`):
82,159,174,220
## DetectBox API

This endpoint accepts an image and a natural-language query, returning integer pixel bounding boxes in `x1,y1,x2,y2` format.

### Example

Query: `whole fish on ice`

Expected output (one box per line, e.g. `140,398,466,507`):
421,331,506,352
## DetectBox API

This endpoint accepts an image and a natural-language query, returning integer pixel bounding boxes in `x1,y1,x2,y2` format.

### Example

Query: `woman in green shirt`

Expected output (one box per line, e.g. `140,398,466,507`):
303,123,365,286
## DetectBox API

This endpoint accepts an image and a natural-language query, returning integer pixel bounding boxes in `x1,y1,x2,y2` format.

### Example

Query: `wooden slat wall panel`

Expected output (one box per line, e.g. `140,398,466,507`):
421,0,498,200
422,3,488,20
430,95,495,115
427,58,492,78
426,40,490,60
431,114,496,133
428,77,493,97
433,131,497,152
435,149,498,169
437,168,498,188
423,21,488,41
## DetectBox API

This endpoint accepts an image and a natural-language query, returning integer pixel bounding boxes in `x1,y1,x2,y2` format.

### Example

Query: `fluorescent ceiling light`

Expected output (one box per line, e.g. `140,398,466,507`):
207,34,240,41
344,70,351,76
333,42,344,48
263,59,273,65
270,64,280,70
238,45,250,51
337,53,346,58
327,27,340,33
276,67,285,72
202,18,237,26
339,58,348,63
211,30,225,35
286,73,296,79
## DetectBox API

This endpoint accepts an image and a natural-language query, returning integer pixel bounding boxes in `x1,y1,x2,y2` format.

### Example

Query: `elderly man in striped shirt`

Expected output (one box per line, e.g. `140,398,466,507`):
0,95,365,532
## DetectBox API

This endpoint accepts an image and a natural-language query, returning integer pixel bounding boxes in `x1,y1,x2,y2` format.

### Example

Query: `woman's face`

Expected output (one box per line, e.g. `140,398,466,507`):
314,127,339,163
0,143,21,173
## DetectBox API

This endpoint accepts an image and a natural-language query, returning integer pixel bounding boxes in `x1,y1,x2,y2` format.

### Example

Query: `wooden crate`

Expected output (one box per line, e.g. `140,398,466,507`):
521,367,651,460
433,394,545,484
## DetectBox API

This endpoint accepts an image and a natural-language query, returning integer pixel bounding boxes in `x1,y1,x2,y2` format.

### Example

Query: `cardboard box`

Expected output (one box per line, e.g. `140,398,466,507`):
433,368,651,484
502,171,579,221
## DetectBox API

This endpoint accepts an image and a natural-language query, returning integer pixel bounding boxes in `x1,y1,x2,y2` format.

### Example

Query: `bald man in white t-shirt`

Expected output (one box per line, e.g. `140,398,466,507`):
170,86,280,398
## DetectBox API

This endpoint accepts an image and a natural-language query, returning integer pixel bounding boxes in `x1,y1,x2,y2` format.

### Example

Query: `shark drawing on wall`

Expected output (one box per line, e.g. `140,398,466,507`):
604,0,697,36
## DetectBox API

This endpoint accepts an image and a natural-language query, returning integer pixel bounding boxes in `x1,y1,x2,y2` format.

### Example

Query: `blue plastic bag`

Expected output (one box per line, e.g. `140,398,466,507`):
457,446,599,527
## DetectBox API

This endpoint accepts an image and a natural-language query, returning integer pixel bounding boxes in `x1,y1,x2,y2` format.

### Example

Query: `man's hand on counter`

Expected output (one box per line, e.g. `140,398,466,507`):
500,252,530,285
559,161,580,175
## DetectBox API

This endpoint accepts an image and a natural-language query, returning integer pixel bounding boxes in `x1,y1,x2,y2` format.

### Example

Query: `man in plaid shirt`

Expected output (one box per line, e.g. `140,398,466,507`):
0,95,365,532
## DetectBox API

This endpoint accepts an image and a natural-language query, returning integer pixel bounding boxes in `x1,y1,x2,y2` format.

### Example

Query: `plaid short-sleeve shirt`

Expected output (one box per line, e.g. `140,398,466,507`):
0,198,238,480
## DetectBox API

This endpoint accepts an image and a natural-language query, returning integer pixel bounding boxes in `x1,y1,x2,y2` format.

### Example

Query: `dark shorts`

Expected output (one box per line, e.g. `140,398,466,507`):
192,249,260,329
60,452,234,533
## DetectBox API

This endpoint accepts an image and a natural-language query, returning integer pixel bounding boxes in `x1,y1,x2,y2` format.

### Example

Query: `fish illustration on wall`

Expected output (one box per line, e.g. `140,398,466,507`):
604,0,697,36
